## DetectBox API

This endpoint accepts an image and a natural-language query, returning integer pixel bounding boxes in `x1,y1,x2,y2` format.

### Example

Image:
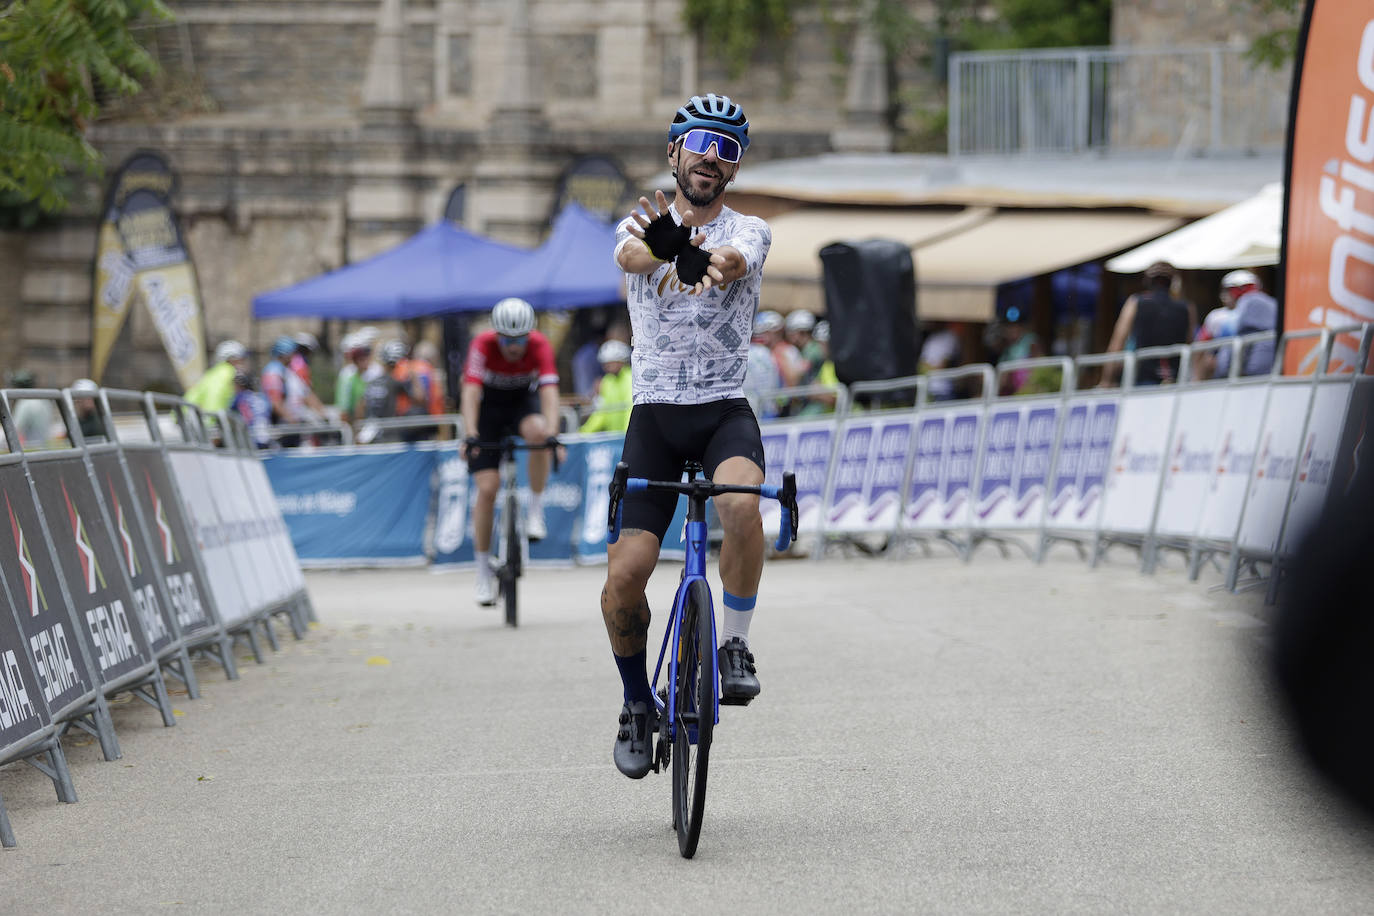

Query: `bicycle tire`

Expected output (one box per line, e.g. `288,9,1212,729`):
504,488,520,627
672,578,715,858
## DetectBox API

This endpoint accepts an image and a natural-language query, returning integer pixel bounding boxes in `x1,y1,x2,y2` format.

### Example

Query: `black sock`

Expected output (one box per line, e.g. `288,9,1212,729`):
614,649,654,705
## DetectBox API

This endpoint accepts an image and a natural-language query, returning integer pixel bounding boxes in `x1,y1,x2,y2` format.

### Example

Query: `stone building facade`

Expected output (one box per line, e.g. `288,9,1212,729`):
1,0,1296,392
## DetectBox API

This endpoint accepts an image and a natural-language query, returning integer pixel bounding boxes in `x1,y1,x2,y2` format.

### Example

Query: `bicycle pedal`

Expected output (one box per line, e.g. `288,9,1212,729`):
719,695,753,707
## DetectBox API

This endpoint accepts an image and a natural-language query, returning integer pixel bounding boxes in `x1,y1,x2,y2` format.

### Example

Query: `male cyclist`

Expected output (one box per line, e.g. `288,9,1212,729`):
460,297,561,606
603,93,773,779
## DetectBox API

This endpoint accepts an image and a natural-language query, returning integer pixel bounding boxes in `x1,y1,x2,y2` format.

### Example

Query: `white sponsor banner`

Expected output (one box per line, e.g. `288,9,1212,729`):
166,450,252,628
1155,387,1228,538
760,420,834,539
902,406,982,531
974,400,1059,529
230,456,294,604
1101,390,1176,534
825,414,914,533
1279,381,1352,555
1045,397,1118,531
1196,384,1269,541
1237,384,1312,553
202,453,271,614
241,457,307,591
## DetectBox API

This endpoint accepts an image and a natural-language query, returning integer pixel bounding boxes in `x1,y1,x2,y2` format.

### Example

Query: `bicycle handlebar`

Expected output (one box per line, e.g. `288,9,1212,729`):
606,461,799,551
466,435,562,473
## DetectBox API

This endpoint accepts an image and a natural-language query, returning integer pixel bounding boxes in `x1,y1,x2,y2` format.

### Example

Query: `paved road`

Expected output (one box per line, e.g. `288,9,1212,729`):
3,550,1371,913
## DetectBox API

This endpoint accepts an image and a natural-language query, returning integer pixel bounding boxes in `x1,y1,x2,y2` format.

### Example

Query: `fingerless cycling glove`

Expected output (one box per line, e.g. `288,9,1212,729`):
640,212,691,261
675,245,712,285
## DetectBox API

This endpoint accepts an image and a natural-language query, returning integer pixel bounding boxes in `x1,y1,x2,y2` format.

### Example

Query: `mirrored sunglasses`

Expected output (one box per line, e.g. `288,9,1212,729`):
499,334,529,347
680,128,742,163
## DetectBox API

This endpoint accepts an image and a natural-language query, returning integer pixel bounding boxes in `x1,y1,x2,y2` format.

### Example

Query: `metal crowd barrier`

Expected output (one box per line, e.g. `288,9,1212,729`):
0,385,315,847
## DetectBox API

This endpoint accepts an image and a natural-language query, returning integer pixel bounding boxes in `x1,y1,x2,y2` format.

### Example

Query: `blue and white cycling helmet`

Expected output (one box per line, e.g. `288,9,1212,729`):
270,335,297,358
669,93,750,151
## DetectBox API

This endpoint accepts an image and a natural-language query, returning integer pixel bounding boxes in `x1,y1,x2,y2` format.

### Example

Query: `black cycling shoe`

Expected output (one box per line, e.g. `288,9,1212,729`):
613,699,658,779
718,637,761,704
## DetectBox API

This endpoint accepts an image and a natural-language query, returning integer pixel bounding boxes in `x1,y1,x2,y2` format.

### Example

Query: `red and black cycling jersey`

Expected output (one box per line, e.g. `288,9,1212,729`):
462,329,559,395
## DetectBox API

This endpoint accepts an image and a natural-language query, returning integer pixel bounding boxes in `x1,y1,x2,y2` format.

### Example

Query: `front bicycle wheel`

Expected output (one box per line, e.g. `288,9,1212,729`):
672,578,715,858
503,488,520,627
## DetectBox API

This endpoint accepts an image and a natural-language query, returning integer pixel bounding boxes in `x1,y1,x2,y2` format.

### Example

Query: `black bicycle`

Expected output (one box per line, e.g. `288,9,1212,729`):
607,460,798,858
468,437,560,627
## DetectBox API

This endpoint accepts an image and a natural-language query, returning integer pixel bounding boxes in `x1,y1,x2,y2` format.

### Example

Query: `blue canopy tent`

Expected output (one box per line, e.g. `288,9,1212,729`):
457,202,625,309
251,221,529,320
251,204,624,319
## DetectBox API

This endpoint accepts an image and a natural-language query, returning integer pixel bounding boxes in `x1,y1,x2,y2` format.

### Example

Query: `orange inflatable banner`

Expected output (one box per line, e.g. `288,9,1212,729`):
1282,0,1374,374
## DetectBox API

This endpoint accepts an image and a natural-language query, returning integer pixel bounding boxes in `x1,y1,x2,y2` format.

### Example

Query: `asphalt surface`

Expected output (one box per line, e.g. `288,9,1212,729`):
3,547,1372,913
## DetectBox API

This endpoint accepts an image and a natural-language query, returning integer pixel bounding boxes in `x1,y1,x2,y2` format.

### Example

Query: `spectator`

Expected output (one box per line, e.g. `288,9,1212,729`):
229,372,273,448
69,378,106,443
9,369,56,449
996,307,1045,395
1104,261,1196,386
1213,270,1278,378
785,309,820,379
580,339,633,433
263,335,322,446
333,333,368,423
798,320,840,415
411,340,446,415
919,322,962,401
291,331,318,386
573,320,630,400
743,312,783,419
185,339,248,413
755,309,806,388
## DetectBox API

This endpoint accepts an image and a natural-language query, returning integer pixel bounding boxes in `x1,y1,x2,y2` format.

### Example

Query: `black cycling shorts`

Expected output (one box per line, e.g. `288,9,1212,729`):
619,398,765,543
470,391,540,473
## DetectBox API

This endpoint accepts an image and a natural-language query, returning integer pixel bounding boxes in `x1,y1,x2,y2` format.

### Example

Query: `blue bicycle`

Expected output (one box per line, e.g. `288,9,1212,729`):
607,460,798,858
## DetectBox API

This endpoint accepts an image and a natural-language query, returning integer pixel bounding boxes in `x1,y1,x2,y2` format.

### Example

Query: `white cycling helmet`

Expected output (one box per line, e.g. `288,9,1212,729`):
597,340,631,365
70,378,99,395
785,309,816,333
380,339,409,365
754,309,784,334
292,331,319,351
492,297,537,336
813,320,830,343
1221,269,1260,291
214,339,248,363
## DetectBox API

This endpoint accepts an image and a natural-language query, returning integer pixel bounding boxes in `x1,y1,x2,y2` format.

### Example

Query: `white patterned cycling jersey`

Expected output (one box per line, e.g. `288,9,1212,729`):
614,203,772,405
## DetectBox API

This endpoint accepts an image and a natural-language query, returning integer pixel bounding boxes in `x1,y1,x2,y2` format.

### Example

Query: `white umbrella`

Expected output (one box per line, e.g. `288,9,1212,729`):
1106,182,1282,273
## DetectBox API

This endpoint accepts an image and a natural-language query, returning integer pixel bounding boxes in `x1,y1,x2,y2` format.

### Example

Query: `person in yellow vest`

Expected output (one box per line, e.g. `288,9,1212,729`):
580,339,633,433
185,340,248,412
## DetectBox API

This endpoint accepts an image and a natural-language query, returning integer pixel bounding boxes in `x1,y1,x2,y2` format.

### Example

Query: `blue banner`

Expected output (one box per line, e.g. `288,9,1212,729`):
263,447,437,565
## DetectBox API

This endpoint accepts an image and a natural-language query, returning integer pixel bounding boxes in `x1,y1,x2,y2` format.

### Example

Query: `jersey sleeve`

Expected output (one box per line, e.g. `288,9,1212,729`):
726,215,772,278
532,335,559,387
462,336,488,386
613,215,638,267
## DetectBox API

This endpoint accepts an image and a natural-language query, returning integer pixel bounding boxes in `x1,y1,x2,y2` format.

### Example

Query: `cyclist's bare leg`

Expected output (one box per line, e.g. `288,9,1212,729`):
472,468,500,552
518,413,551,495
602,530,659,655
711,456,764,599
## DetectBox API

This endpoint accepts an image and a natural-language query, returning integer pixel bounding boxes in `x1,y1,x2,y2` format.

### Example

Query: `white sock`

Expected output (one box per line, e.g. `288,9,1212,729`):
476,551,492,579
528,491,543,514
720,591,756,645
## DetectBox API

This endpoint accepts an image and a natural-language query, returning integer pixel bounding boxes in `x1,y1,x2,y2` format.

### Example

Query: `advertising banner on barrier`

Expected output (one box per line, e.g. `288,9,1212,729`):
0,575,50,757
576,435,623,564
903,406,982,530
826,414,914,533
1155,387,1229,539
1237,384,1312,552
1196,385,1268,541
975,401,1059,529
166,450,251,628
1046,399,1118,531
1279,381,1352,554
202,453,275,611
89,453,180,654
226,456,293,604
121,450,217,638
239,458,307,592
263,447,437,566
0,467,95,715
759,420,833,539
1101,391,1176,535
27,461,155,688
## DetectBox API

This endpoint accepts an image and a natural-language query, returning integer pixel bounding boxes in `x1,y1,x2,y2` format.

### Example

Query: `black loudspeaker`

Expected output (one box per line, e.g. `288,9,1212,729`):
819,239,919,384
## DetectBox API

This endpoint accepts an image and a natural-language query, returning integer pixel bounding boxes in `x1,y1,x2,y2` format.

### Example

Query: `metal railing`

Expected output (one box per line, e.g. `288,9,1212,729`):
948,46,1290,157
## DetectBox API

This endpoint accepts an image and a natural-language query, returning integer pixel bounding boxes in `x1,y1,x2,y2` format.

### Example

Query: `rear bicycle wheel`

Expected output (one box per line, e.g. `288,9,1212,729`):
503,486,520,627
672,579,715,858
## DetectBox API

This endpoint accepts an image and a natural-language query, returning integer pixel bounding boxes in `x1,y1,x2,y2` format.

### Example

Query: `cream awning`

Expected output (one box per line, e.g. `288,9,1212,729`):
760,207,1182,322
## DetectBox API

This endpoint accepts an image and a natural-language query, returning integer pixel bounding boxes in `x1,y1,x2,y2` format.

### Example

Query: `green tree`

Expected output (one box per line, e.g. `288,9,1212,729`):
0,0,170,218
1246,0,1302,70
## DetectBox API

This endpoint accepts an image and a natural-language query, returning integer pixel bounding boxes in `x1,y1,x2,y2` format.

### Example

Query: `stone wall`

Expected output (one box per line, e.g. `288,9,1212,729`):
1113,0,1298,48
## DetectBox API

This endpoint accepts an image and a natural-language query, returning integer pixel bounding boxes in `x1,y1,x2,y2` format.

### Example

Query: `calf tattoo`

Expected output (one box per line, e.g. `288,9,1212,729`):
602,584,651,656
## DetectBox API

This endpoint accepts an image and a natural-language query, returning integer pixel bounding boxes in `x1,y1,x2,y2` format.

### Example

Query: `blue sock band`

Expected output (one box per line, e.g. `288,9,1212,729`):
722,591,756,612
614,649,654,705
